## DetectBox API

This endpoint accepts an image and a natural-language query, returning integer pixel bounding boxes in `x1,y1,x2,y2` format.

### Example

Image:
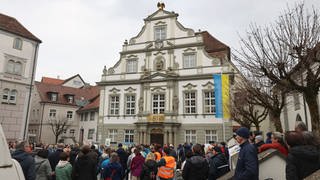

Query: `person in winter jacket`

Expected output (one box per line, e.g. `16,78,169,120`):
35,149,52,180
72,145,97,180
12,141,36,180
131,148,145,180
259,132,288,156
55,152,72,180
182,144,209,180
140,153,158,180
157,146,177,180
48,143,64,180
103,152,123,180
234,127,259,180
208,146,229,180
116,143,128,179
285,131,320,180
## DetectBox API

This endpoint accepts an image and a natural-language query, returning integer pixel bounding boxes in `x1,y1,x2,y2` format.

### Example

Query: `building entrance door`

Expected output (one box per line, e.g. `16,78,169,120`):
150,128,163,145
150,133,164,145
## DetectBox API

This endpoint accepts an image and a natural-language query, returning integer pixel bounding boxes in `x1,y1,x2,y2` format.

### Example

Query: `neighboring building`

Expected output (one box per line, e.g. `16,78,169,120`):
0,13,41,141
97,4,237,146
28,75,99,144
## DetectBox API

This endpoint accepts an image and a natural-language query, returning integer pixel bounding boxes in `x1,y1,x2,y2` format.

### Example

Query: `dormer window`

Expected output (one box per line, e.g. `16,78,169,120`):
50,93,58,101
13,38,23,50
154,25,166,40
68,95,74,103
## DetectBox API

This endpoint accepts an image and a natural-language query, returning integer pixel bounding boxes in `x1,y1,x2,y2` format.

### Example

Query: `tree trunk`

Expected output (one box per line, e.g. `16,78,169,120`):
254,123,260,131
304,92,320,135
55,135,59,144
269,111,283,133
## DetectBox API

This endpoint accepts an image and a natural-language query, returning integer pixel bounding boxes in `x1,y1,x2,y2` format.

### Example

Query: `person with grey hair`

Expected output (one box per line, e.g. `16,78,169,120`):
258,132,288,156
254,135,265,150
12,141,36,180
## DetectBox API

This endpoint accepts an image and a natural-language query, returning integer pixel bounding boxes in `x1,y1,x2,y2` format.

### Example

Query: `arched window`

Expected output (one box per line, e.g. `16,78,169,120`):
296,114,302,122
6,60,15,73
14,62,22,75
13,38,23,50
2,89,10,102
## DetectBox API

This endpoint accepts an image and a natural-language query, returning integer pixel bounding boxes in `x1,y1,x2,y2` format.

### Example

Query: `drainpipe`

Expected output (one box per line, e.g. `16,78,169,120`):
38,103,45,142
23,43,39,140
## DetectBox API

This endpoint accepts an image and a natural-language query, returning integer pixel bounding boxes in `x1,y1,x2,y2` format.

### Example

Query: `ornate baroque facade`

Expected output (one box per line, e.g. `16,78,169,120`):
97,5,236,146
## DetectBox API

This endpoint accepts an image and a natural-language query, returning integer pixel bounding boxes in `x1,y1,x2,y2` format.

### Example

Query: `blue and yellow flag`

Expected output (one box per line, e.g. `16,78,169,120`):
213,74,230,119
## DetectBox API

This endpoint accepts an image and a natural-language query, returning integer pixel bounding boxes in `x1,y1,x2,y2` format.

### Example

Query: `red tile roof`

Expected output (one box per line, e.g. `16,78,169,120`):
35,81,99,107
196,31,230,63
41,77,64,85
0,13,41,43
78,95,100,112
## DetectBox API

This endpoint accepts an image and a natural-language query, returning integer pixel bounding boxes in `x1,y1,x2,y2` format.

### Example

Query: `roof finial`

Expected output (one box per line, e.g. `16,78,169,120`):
157,2,165,10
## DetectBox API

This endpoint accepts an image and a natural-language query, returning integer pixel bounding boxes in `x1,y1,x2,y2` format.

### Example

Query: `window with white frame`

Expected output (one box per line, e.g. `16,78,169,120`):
109,129,118,142
84,112,88,121
183,54,196,68
80,114,84,121
126,59,138,73
13,38,23,50
90,112,95,121
2,89,9,103
124,129,134,143
205,130,218,143
6,60,23,75
9,90,17,104
186,130,196,143
69,129,75,137
88,129,95,139
110,95,120,115
67,111,73,120
125,94,136,115
51,93,58,101
152,94,165,114
67,96,74,103
184,91,196,114
293,92,300,110
49,109,56,118
154,26,166,40
204,91,215,114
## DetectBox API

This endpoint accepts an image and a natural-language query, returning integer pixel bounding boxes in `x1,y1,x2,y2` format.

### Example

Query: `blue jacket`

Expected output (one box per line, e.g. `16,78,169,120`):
103,162,123,180
12,150,36,180
234,141,259,180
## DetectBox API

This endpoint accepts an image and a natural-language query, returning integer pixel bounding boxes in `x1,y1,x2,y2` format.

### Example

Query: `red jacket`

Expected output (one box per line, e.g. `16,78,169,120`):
259,142,288,156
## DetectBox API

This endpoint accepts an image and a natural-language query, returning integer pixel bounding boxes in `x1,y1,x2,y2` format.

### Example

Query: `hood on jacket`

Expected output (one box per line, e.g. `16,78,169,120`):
290,145,320,161
56,160,70,168
188,155,207,168
145,159,157,168
35,155,47,165
108,162,122,170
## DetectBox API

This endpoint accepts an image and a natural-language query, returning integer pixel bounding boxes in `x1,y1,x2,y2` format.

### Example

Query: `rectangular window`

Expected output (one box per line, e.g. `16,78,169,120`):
183,54,196,68
67,111,73,120
90,112,95,121
154,26,166,40
68,96,73,103
125,95,136,115
204,91,215,114
69,129,75,137
13,38,23,50
185,130,196,143
205,130,218,143
49,109,56,118
124,129,134,143
2,89,9,103
184,92,196,114
9,90,17,104
51,93,58,101
88,129,95,139
293,93,301,110
110,95,120,115
152,94,165,114
126,59,138,73
80,114,84,121
84,112,88,121
109,129,118,142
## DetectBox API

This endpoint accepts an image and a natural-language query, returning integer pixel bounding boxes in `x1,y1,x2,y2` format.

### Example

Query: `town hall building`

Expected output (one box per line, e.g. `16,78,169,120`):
97,4,236,146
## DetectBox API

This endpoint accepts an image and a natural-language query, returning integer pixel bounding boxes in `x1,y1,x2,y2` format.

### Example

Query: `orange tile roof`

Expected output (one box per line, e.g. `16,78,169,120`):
78,95,100,112
41,77,64,85
0,13,41,43
35,81,99,107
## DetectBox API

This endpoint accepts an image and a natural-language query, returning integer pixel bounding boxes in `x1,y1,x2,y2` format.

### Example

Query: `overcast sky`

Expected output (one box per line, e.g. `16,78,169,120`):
1,0,319,84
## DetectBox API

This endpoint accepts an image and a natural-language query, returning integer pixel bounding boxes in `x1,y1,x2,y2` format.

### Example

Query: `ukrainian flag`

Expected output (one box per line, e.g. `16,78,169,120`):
213,74,230,119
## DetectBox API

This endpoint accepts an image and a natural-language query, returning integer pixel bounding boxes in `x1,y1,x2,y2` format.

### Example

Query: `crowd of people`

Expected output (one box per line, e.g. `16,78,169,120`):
8,121,320,180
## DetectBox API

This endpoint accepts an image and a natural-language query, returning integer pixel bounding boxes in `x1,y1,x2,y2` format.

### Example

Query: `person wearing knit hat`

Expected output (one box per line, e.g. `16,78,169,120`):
234,127,259,180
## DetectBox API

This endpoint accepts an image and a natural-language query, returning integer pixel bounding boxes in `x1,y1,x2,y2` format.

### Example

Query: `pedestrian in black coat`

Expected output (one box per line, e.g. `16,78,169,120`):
182,144,209,180
12,141,36,180
208,146,229,180
72,145,97,180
